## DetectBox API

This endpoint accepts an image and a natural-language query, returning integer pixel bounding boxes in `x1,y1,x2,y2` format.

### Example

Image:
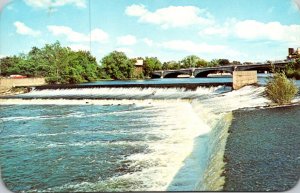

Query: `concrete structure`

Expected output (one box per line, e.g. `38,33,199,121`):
0,77,46,91
232,71,257,90
287,48,300,60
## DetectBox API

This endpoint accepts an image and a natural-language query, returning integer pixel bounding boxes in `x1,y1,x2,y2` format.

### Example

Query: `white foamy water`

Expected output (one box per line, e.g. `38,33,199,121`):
16,86,229,99
1,85,290,192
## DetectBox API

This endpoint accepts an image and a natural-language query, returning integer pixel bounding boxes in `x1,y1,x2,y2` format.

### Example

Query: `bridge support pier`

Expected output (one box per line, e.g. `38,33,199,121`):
160,71,164,78
190,69,195,78
233,71,257,90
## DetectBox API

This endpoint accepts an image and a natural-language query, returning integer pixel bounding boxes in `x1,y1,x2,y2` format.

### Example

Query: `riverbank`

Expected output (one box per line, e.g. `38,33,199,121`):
223,105,300,191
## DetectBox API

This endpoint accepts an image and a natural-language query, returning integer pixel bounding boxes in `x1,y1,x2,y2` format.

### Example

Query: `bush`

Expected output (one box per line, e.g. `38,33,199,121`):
265,73,298,105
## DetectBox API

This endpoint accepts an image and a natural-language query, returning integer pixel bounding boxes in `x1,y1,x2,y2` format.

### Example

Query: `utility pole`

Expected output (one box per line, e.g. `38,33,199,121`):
88,0,92,53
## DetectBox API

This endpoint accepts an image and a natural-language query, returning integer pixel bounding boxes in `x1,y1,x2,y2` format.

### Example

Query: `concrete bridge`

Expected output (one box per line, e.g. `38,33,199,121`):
151,61,288,78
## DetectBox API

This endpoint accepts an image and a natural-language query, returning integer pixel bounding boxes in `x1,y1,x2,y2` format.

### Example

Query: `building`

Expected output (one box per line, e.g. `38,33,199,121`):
287,48,300,60
133,59,144,77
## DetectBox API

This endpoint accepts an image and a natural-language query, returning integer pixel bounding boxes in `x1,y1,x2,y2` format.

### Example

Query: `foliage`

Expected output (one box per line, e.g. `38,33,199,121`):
208,59,220,67
285,59,300,80
218,59,230,66
231,60,241,65
0,55,27,76
265,72,298,105
180,55,197,68
143,57,162,77
180,55,209,68
162,61,180,70
0,41,100,84
100,51,134,80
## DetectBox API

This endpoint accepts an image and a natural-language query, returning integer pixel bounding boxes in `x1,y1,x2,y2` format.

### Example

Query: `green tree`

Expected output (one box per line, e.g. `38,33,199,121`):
218,59,230,66
100,51,134,80
285,59,300,80
0,56,25,76
208,59,220,67
162,61,180,70
143,57,162,77
231,60,241,65
195,59,208,67
1,41,100,84
181,55,200,68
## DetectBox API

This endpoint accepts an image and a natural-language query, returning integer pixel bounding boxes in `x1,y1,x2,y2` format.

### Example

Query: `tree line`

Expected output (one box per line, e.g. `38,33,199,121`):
1,41,299,84
0,42,99,84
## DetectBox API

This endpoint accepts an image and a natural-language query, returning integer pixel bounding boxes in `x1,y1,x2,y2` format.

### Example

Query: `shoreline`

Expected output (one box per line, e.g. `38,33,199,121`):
222,104,300,191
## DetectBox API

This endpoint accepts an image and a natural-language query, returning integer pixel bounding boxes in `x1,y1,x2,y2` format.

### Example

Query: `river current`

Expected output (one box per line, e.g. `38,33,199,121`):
0,77,299,192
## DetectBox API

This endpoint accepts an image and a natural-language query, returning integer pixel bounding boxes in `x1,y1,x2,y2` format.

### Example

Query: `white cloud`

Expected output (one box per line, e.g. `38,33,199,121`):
117,35,137,46
199,19,300,44
125,4,148,16
24,0,86,9
234,20,300,44
125,4,214,29
91,29,109,42
47,25,85,42
47,25,109,43
143,38,154,47
14,21,41,36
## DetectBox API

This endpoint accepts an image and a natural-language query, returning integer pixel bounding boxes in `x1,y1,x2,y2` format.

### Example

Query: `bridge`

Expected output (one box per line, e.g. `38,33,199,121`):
151,61,288,78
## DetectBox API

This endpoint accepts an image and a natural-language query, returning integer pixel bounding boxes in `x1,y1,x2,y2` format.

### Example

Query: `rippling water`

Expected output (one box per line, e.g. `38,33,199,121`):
0,78,299,192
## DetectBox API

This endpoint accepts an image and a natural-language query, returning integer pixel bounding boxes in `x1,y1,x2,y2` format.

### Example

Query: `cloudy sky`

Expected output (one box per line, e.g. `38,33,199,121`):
1,0,300,62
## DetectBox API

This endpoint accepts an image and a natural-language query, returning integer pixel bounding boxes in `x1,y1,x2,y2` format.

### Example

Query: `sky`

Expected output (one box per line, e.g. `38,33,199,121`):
0,0,300,63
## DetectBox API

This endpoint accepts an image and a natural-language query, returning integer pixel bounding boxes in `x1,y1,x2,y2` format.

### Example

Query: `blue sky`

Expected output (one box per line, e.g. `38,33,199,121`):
0,0,300,63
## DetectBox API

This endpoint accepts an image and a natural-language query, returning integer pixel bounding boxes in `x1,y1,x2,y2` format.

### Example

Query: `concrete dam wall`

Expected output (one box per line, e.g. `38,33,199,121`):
0,78,46,91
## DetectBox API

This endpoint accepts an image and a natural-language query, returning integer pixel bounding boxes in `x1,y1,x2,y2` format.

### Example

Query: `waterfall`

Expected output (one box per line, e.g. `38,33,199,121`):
0,86,275,191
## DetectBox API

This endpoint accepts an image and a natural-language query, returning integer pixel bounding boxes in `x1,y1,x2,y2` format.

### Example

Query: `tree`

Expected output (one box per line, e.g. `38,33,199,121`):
143,57,162,77
195,59,209,67
1,41,101,84
162,61,180,70
63,50,99,84
285,59,300,80
208,59,219,67
0,56,25,76
100,51,134,80
180,55,209,68
218,59,230,66
231,61,241,65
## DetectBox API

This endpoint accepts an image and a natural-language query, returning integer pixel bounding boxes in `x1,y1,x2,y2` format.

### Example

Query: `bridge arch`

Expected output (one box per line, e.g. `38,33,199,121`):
194,69,233,78
151,73,161,78
164,71,191,78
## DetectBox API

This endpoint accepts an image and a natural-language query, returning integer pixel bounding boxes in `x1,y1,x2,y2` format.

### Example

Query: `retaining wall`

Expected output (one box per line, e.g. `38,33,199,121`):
233,71,257,90
0,77,46,91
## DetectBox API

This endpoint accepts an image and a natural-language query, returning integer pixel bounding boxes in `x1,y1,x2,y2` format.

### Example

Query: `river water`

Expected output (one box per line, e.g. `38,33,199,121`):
0,76,299,192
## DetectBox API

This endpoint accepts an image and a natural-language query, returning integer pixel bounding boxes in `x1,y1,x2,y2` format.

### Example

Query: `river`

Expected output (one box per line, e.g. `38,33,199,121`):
0,75,299,192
